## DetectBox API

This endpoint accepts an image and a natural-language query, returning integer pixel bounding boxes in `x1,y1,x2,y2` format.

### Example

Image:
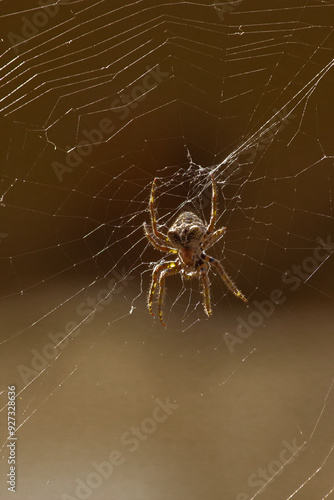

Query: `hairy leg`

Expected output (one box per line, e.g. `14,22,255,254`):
143,222,177,253
205,255,247,302
207,175,218,234
148,260,181,325
198,262,212,317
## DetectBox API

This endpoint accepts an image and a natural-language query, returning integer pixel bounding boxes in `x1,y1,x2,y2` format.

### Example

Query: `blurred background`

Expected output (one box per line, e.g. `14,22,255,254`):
0,1,333,499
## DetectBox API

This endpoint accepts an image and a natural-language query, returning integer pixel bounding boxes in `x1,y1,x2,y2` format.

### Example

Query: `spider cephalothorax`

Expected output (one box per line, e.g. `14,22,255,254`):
167,212,206,273
143,175,247,326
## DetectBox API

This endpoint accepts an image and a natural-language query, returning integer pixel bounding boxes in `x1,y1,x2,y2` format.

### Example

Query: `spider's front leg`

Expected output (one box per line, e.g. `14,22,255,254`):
143,222,177,253
207,174,218,234
148,260,181,326
149,178,169,242
202,227,226,250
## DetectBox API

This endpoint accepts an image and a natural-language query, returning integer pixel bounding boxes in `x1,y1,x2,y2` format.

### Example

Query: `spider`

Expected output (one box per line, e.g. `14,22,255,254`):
143,174,247,326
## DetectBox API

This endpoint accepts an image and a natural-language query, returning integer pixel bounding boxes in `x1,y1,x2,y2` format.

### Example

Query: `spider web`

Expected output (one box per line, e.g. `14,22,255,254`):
0,1,334,499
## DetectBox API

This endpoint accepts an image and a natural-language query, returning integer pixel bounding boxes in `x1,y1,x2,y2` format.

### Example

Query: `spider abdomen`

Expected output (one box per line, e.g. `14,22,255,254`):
167,211,206,249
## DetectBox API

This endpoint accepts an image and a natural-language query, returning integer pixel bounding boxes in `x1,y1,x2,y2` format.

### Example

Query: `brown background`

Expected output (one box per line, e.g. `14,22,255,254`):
0,1,333,499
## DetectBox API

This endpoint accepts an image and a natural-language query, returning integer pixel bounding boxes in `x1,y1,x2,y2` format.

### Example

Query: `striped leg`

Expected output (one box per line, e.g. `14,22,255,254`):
207,174,218,234
198,263,212,317
156,261,182,326
206,255,247,303
143,222,177,253
202,227,226,250
148,260,181,326
149,179,168,241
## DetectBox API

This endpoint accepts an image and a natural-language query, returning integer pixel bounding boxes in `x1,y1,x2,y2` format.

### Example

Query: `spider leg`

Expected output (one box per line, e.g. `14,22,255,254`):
204,255,247,303
198,262,212,317
143,222,177,253
207,174,218,234
149,178,169,242
157,260,182,326
148,260,181,326
202,227,226,250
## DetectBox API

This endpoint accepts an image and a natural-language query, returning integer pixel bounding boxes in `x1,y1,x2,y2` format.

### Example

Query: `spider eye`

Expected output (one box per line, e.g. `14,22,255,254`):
168,231,181,245
188,227,201,240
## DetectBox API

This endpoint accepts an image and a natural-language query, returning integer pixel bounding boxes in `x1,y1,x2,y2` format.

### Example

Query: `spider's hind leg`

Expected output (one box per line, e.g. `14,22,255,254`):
148,260,181,326
206,256,247,303
156,261,181,326
198,263,212,317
